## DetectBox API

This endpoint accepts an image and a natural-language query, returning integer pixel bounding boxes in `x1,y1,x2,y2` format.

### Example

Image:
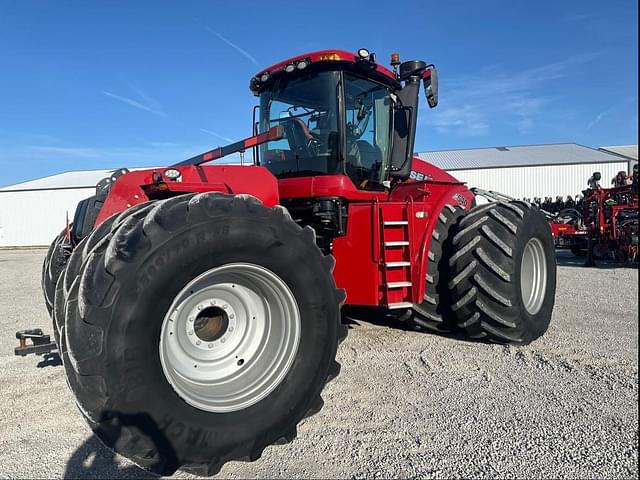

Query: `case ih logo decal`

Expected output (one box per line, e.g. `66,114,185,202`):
409,170,433,181
453,193,468,208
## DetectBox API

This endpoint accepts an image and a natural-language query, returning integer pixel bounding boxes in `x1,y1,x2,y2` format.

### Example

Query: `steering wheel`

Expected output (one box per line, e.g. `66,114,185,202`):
306,133,321,156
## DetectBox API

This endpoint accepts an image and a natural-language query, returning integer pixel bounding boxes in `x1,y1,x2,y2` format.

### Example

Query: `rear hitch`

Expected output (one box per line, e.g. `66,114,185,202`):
14,329,57,356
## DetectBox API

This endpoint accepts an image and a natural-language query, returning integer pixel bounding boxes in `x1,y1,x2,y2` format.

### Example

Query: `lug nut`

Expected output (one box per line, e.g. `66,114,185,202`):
208,343,213,348
196,340,201,345
229,326,234,332
188,330,194,335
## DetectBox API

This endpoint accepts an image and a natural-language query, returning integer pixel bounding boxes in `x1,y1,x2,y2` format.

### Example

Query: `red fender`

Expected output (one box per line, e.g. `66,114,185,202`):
94,165,280,226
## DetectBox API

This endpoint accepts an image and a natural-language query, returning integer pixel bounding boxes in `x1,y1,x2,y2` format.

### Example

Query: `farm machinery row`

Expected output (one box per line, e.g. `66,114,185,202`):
24,49,556,475
550,184,639,264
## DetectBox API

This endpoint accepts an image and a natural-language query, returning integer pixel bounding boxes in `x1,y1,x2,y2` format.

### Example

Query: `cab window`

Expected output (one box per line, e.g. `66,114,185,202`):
343,74,392,190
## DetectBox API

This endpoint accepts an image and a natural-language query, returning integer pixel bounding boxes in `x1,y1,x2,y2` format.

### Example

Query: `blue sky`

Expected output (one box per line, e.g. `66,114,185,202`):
0,0,637,187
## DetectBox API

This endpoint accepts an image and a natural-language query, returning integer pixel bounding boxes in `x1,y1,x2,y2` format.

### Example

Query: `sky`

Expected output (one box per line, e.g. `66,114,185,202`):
0,0,637,187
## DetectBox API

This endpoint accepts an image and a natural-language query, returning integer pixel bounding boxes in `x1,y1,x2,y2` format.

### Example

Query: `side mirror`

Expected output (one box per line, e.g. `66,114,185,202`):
423,68,438,108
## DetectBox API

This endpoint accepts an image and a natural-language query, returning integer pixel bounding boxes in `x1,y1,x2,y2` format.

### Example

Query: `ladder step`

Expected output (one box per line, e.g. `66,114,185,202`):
387,281,412,288
385,261,411,267
384,241,410,247
384,221,408,226
388,302,414,310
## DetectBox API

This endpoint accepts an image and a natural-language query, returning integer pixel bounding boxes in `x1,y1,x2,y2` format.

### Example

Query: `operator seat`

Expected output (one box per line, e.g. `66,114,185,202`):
355,140,382,169
284,118,315,157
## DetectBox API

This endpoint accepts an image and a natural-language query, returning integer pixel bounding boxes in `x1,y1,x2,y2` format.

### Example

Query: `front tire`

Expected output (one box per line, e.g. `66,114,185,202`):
448,201,556,345
42,227,69,316
54,202,158,350
63,193,346,475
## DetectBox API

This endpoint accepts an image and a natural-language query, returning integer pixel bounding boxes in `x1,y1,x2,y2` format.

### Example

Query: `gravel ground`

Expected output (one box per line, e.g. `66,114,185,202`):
0,249,637,479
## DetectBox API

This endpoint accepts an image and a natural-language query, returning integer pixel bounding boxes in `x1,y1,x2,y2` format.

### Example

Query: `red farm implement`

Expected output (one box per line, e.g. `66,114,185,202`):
550,185,639,264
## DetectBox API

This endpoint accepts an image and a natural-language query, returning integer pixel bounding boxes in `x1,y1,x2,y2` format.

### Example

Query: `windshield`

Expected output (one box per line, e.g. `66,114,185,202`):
259,71,340,178
343,73,392,190
258,71,392,189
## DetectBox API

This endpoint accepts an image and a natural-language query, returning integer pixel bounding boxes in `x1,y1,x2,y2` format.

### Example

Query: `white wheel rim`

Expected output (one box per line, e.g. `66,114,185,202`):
520,238,547,315
159,263,301,413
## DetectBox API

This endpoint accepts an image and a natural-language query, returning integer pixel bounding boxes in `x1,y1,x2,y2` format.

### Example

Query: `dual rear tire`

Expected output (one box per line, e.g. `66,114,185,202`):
410,200,556,345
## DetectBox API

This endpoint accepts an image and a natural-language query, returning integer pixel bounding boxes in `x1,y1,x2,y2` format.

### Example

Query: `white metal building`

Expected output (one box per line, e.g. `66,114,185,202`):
0,169,113,247
418,143,637,200
1,143,637,247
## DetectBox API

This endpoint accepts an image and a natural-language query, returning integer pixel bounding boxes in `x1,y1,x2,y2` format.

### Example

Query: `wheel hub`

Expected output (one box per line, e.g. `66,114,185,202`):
159,263,301,413
194,306,229,342
520,237,548,315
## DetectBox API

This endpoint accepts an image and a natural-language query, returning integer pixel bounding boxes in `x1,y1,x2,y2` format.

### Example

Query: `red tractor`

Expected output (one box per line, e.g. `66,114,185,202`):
34,49,556,475
550,185,639,263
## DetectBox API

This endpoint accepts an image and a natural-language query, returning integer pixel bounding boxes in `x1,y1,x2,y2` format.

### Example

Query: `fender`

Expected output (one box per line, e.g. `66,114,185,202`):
391,156,475,304
413,184,474,304
406,156,464,185
93,165,280,227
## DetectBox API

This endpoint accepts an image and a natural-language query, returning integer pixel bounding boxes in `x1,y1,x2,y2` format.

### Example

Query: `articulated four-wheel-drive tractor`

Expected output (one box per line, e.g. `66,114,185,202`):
29,49,556,475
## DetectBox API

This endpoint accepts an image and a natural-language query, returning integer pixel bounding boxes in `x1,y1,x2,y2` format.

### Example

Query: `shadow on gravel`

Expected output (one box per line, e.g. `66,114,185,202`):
64,435,156,480
341,306,475,344
555,250,638,269
37,352,62,368
64,411,178,479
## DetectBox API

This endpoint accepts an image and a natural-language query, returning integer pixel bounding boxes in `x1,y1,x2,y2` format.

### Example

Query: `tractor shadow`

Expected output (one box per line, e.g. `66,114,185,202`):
64,411,177,479
341,306,473,343
555,250,638,269
64,435,157,479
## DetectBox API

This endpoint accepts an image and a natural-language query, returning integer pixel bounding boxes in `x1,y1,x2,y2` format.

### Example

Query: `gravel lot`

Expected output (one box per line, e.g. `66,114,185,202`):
0,249,637,479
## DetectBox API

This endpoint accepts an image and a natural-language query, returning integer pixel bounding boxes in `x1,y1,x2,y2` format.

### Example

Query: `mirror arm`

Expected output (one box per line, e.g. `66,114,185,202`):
252,105,260,165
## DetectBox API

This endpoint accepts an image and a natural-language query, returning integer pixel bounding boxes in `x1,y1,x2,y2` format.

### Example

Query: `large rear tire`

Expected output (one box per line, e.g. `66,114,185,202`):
408,204,465,332
448,200,556,345
63,193,346,475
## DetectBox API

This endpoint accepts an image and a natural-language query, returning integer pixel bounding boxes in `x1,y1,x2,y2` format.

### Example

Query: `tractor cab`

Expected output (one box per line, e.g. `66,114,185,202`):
250,49,438,196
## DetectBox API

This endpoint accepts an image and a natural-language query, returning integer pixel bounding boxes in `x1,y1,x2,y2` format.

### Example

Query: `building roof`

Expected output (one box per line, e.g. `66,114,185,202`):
417,143,631,171
2,143,636,191
0,166,162,192
599,145,638,161
0,169,114,192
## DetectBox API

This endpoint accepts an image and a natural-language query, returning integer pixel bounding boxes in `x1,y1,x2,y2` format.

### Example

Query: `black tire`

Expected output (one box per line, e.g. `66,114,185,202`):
408,204,465,332
42,228,69,316
448,200,556,345
55,202,158,342
63,193,346,476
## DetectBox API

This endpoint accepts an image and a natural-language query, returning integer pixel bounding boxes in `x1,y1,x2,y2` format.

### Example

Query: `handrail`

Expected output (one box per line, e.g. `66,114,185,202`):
371,197,380,263
172,126,284,167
